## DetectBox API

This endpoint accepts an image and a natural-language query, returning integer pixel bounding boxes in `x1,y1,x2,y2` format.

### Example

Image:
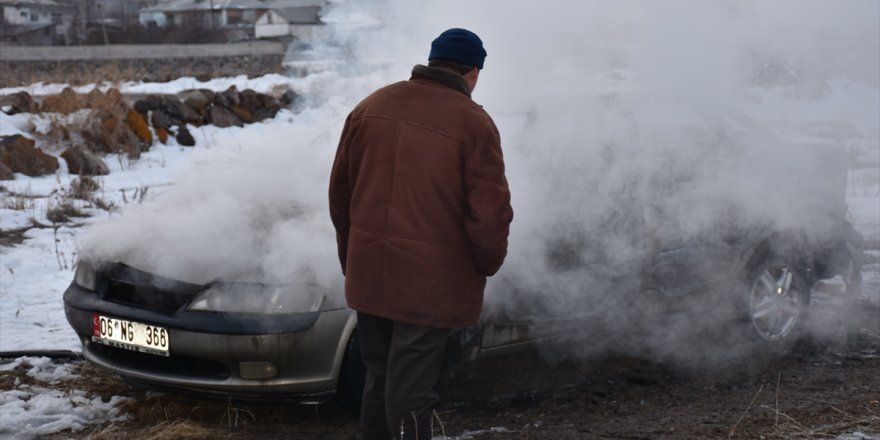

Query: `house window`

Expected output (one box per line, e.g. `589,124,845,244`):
30,13,38,22
51,13,62,24
21,11,29,18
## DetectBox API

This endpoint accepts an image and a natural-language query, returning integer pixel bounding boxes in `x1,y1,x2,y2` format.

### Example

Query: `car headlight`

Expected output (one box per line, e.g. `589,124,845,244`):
74,260,97,291
187,283,324,314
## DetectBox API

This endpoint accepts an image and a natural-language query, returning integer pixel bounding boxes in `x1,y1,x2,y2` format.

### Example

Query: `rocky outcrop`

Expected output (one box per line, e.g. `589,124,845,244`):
181,89,214,115
40,87,83,114
0,135,59,177
229,105,255,124
85,112,143,157
129,87,288,144
61,146,110,176
155,127,169,144
0,162,14,180
176,126,195,147
0,85,293,178
126,110,153,147
280,89,296,107
0,91,38,115
150,109,172,129
208,106,243,128
134,95,162,114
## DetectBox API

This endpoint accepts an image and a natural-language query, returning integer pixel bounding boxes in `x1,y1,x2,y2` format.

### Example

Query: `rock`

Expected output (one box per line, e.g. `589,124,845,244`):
252,108,274,122
0,91,37,115
155,127,169,144
161,97,186,121
221,86,240,107
133,101,151,115
126,110,153,147
208,106,243,128
41,87,82,114
105,88,123,104
150,110,172,129
61,146,109,176
0,162,14,180
45,121,71,145
180,102,203,125
102,88,128,115
213,92,230,109
176,126,195,147
280,89,296,107
229,105,255,124
260,94,282,116
134,95,162,114
239,89,262,114
0,135,59,177
87,113,141,157
250,94,282,122
85,88,104,108
180,89,214,113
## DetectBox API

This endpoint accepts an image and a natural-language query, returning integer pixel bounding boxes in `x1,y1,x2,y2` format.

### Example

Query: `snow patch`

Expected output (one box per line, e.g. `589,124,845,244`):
0,357,129,440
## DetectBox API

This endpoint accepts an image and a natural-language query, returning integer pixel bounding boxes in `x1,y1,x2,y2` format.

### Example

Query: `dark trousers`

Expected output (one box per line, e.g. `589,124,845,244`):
357,312,450,440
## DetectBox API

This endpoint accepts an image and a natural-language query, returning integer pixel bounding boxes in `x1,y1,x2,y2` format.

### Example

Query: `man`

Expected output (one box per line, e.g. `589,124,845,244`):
329,28,513,440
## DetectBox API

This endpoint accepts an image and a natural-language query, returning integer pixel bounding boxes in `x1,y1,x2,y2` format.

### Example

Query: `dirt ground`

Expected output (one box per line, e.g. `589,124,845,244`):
3,301,876,440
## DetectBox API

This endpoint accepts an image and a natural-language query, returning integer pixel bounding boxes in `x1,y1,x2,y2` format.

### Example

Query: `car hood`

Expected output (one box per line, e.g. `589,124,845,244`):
86,260,347,313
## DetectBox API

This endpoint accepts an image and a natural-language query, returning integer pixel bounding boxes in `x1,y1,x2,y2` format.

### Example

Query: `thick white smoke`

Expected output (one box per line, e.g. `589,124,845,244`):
78,0,879,365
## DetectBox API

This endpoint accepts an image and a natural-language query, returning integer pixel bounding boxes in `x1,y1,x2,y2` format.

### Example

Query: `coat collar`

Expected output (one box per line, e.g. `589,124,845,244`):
410,64,472,97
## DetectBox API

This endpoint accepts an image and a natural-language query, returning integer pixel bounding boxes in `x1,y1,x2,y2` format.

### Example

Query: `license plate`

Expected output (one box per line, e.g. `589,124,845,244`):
91,313,170,357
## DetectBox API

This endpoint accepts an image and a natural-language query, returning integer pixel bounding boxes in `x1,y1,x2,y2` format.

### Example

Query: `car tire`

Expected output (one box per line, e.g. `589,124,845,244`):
743,256,811,348
335,331,365,415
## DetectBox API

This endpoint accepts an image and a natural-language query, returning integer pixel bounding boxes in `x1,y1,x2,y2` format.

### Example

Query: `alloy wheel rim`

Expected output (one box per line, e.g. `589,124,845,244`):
749,265,802,342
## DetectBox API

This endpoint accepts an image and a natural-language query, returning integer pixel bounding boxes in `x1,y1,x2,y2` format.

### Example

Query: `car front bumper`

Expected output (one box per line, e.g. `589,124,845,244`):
63,283,356,402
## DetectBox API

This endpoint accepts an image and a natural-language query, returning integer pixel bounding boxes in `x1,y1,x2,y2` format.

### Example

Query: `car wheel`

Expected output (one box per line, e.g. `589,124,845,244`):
746,258,809,344
335,331,365,415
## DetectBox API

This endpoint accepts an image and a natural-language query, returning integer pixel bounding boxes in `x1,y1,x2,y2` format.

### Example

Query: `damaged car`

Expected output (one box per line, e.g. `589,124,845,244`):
63,99,864,407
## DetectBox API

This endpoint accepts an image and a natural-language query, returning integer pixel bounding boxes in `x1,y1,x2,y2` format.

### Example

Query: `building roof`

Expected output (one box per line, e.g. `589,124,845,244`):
141,0,325,13
272,6,320,24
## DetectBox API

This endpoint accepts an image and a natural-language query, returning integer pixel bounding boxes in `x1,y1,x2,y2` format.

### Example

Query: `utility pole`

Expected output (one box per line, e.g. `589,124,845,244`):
98,3,108,44
209,0,215,29
118,0,126,30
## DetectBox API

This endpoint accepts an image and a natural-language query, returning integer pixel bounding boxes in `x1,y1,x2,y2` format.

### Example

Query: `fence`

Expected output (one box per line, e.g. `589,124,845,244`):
0,42,286,87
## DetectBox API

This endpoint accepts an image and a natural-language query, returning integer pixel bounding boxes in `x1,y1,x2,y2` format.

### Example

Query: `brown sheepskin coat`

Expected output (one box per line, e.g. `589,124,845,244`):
329,65,513,328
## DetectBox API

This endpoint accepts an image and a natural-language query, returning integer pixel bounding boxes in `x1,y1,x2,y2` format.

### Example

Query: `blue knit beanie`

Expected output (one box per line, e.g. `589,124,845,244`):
429,28,487,70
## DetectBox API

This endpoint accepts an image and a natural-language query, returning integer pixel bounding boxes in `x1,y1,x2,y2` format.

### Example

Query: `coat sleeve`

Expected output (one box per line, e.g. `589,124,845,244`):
463,121,513,277
329,114,356,275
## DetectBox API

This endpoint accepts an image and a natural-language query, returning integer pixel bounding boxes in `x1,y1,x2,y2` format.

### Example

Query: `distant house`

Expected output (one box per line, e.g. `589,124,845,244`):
138,0,324,41
0,0,75,44
254,5,320,39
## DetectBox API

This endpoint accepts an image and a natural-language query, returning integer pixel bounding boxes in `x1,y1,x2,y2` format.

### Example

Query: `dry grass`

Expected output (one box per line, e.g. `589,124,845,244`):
89,196,117,212
69,176,101,200
120,185,150,204
46,200,89,224
0,359,38,391
1,187,38,211
758,405,880,439
0,225,30,247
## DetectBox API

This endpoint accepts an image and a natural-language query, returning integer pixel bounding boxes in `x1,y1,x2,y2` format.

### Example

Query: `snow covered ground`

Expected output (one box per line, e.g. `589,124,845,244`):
0,357,129,439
